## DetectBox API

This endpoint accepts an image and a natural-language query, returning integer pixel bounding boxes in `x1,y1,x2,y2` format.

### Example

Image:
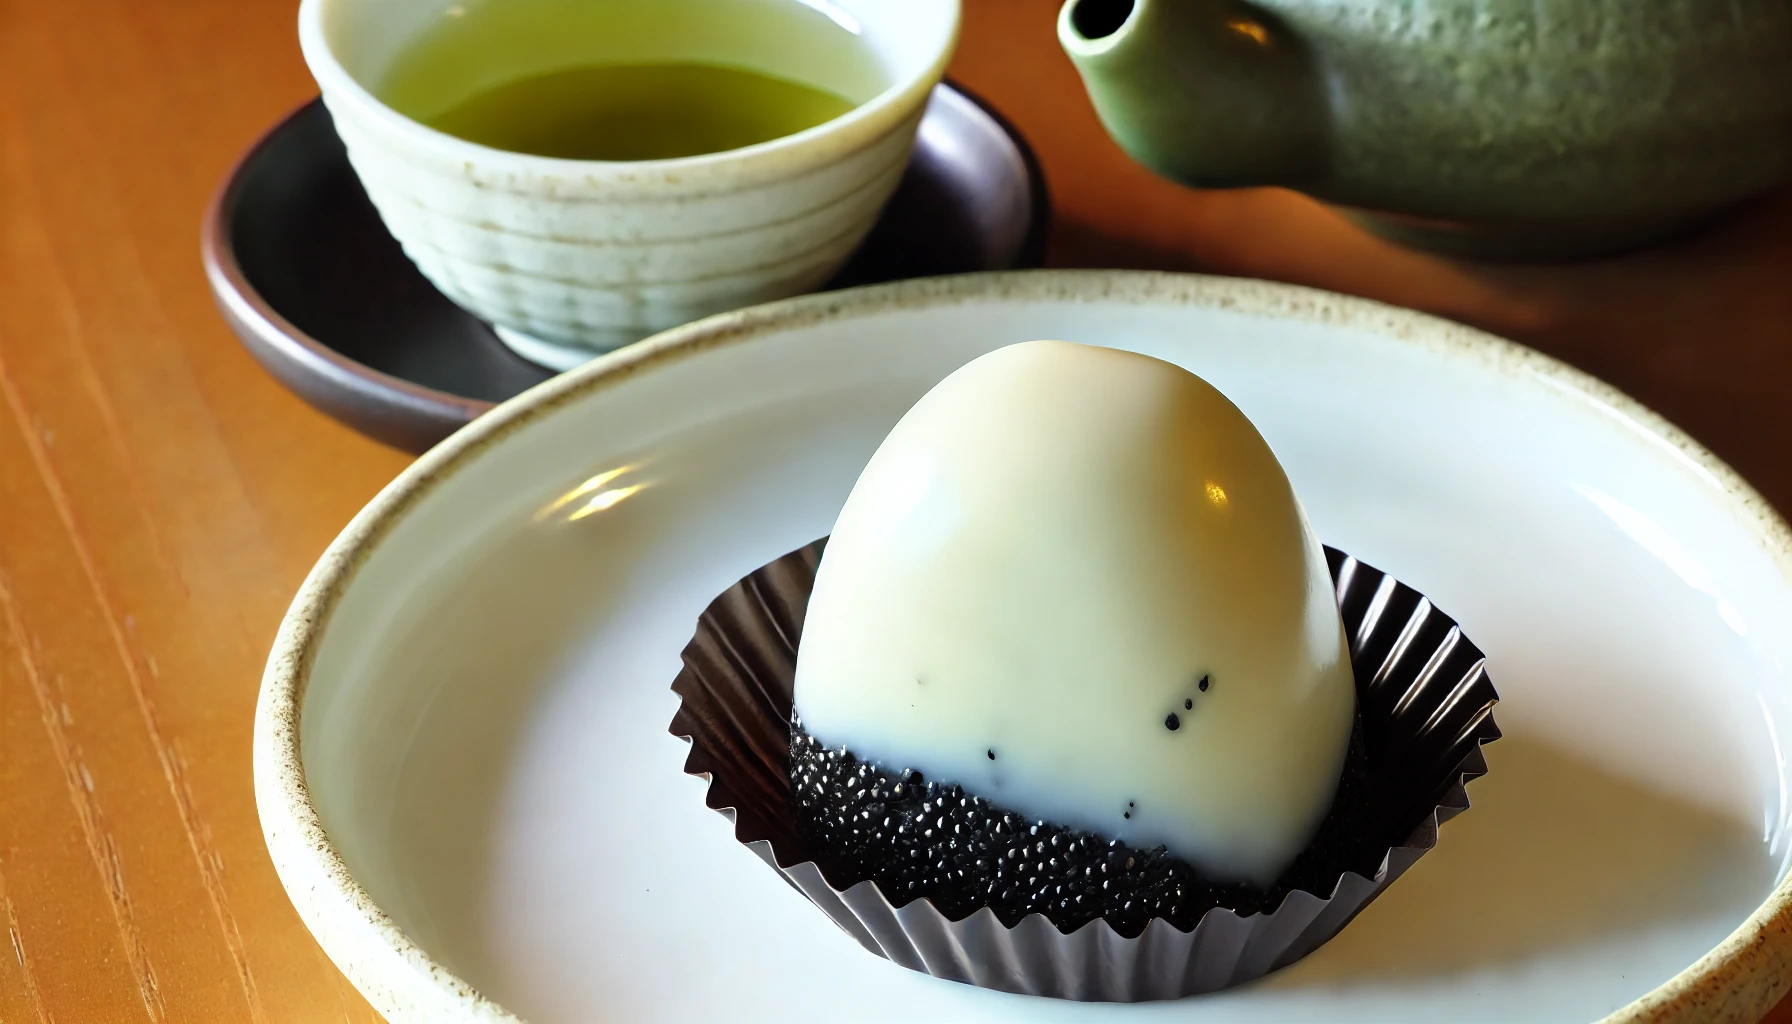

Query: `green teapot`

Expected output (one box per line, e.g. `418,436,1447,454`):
1059,0,1792,260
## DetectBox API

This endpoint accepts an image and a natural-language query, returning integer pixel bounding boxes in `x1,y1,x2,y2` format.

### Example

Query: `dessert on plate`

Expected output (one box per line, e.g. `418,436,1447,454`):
671,340,1499,1000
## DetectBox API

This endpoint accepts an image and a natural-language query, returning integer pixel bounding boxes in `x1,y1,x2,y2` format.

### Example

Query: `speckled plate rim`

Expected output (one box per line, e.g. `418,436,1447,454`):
253,269,1792,1024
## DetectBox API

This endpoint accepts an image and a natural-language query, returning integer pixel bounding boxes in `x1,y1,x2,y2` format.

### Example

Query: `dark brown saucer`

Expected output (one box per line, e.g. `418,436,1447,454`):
202,84,1049,453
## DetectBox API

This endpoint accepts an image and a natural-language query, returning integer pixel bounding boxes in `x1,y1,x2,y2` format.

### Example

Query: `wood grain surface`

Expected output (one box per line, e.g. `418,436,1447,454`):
0,0,1788,1020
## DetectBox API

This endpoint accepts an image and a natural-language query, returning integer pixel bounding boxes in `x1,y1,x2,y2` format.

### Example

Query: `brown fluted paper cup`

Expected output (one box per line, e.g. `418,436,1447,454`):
669,541,1499,1001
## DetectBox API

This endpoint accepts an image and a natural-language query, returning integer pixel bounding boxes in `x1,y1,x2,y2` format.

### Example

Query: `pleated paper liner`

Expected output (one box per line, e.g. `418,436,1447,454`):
669,541,1500,1001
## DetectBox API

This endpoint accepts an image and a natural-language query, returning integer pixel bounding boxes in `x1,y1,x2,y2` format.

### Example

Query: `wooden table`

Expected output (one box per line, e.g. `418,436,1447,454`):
1,0,1788,1020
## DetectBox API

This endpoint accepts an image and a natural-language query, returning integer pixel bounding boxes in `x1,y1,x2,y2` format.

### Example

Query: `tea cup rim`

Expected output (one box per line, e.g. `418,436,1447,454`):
296,0,961,176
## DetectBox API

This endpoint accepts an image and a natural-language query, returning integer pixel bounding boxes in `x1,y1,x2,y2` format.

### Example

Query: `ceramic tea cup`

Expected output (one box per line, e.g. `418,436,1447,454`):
298,0,959,368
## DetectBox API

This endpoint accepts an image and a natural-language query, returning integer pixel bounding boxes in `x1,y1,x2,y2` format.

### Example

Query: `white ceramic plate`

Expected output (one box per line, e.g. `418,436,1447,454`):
256,271,1792,1024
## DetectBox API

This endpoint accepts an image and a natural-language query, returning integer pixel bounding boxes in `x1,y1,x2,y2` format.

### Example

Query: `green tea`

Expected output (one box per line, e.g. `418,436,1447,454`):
415,62,855,160
378,0,883,160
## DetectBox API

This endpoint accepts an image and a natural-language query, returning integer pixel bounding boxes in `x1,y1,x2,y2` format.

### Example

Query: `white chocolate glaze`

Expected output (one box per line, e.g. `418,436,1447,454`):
793,341,1355,885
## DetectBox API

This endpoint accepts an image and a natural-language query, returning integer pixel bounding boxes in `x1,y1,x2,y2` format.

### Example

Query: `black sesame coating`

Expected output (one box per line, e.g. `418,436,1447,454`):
791,713,1382,938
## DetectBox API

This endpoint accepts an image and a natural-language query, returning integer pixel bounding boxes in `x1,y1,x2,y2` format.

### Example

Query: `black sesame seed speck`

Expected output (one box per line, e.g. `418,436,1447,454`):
1164,713,1181,731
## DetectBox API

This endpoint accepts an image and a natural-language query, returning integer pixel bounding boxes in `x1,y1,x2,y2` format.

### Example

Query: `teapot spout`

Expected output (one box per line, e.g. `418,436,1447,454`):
1059,0,1328,189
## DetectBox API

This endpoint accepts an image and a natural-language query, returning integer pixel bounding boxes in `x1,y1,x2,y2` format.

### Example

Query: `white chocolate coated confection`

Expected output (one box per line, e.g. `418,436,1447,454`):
792,341,1355,886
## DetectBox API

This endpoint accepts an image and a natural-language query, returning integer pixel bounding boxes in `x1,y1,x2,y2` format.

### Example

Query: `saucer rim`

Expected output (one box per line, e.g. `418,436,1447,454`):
200,82,1051,454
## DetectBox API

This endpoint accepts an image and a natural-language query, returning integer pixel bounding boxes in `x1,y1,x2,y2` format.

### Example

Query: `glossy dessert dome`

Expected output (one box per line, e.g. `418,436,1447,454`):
793,340,1355,887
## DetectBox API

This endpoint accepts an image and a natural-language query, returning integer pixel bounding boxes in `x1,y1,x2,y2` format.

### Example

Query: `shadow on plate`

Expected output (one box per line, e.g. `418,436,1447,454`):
1272,732,1772,982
